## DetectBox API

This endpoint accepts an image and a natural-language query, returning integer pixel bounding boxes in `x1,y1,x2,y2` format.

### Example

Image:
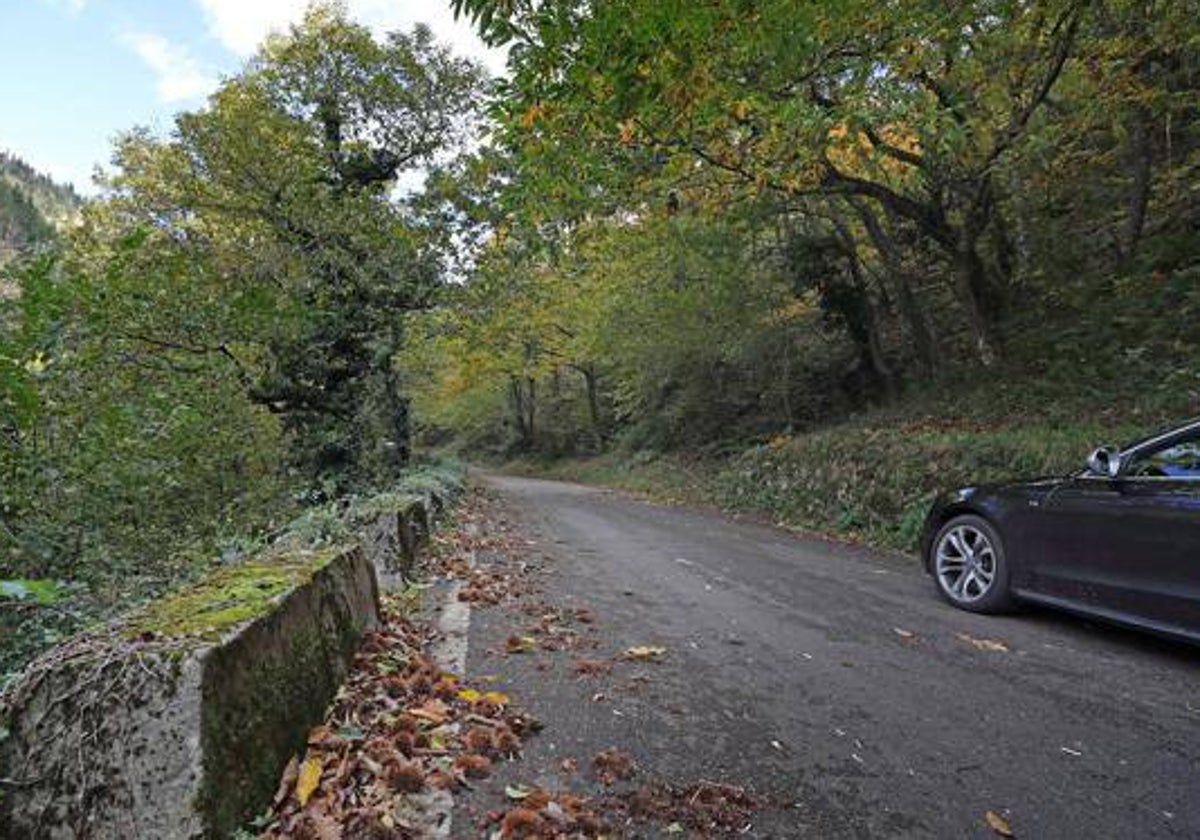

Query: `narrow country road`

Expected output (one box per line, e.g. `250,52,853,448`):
455,474,1200,839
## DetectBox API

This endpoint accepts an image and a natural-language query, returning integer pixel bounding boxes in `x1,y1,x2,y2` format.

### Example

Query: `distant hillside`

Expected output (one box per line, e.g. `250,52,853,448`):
0,152,83,259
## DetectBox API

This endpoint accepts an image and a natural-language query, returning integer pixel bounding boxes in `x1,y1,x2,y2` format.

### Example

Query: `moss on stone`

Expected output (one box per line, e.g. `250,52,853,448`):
353,491,425,520
123,547,344,641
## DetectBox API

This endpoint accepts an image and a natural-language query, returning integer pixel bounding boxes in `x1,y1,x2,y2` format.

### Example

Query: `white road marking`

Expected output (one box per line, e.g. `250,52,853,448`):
424,549,476,837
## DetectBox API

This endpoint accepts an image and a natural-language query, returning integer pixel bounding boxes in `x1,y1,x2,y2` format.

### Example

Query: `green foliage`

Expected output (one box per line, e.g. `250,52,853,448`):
0,5,485,681
100,4,486,489
0,180,54,254
0,578,67,604
0,152,82,227
417,0,1200,475
0,152,82,264
713,423,1126,550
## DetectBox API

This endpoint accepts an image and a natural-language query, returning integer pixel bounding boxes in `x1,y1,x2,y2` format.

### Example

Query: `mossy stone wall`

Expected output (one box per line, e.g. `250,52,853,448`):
0,546,379,840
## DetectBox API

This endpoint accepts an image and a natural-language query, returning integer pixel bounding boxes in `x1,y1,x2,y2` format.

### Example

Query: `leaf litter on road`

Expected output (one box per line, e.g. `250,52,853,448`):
957,632,1010,652
257,590,540,839
619,645,668,662
263,487,772,839
985,809,1015,836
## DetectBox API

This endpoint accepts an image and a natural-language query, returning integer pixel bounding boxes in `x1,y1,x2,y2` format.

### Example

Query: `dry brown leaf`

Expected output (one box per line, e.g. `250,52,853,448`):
302,812,343,840
306,724,341,748
408,698,451,724
454,753,493,779
957,632,1010,652
985,809,1014,837
594,748,637,784
272,755,299,807
620,645,667,662
573,658,613,677
505,635,537,654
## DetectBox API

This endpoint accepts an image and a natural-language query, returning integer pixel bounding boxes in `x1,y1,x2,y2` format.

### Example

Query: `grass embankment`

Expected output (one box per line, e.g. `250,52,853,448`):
507,370,1195,554
507,417,1161,553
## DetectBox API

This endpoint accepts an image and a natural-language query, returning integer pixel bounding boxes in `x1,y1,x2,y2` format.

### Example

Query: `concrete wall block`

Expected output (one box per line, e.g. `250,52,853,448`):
0,546,380,840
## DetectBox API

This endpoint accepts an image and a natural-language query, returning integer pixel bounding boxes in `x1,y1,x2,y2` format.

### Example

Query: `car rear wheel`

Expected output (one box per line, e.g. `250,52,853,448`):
931,514,1013,613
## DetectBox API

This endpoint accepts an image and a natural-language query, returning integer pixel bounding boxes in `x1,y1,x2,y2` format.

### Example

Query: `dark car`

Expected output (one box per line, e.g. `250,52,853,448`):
921,418,1200,643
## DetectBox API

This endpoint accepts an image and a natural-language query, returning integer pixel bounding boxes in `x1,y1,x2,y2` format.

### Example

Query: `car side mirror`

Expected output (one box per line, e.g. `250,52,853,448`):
1087,446,1122,478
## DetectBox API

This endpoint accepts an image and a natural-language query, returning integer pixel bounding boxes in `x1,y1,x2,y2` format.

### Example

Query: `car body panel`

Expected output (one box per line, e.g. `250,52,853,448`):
922,419,1200,643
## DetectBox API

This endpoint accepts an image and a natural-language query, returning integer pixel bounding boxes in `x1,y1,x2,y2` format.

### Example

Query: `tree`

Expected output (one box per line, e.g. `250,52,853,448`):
101,4,487,486
460,0,1094,363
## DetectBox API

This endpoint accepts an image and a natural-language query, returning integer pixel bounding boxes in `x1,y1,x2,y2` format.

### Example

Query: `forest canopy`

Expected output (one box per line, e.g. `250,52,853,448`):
416,0,1200,454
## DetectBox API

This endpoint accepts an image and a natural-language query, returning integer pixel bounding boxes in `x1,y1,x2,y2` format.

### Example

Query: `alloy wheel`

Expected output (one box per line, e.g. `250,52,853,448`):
935,524,997,604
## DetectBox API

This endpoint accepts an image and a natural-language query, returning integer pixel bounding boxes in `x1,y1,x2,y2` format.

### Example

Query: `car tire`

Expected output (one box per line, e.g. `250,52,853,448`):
929,514,1014,613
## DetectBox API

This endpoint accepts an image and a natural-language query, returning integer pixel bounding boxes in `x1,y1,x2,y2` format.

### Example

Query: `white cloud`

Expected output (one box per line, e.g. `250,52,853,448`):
194,0,507,75
121,31,220,103
40,0,88,14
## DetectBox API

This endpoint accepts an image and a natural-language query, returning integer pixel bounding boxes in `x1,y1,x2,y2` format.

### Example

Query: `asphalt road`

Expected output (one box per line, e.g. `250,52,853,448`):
457,474,1200,838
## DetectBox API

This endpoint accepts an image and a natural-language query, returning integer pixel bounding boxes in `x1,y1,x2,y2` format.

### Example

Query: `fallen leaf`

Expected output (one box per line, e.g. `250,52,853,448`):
957,632,1010,652
454,753,493,779
620,645,667,662
985,809,1014,837
295,756,322,807
409,698,451,725
303,812,343,840
457,688,482,703
307,724,341,748
573,658,613,677
272,755,299,807
893,627,916,640
594,748,636,784
483,690,510,705
506,783,532,800
505,635,537,654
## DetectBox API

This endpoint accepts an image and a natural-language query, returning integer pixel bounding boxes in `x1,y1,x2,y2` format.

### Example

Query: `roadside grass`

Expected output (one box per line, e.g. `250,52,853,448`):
504,384,1187,554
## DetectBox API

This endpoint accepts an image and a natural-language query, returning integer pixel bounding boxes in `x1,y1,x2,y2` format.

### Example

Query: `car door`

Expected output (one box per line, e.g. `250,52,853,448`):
1100,437,1200,630
1023,475,1129,609
1028,430,1200,633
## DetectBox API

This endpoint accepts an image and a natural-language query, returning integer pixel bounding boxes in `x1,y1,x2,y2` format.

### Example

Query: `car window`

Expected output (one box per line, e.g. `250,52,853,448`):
1127,439,1200,478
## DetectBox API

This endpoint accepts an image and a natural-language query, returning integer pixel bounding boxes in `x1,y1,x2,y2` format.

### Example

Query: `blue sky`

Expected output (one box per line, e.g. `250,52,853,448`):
0,1,504,194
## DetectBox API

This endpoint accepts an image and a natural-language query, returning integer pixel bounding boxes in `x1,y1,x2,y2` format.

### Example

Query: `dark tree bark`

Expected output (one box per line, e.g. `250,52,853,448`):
1122,105,1154,265
828,215,896,399
849,199,940,374
575,363,606,447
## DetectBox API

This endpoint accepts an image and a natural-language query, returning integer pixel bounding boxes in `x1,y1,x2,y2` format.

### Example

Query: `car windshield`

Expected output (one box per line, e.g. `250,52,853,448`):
1120,420,1200,455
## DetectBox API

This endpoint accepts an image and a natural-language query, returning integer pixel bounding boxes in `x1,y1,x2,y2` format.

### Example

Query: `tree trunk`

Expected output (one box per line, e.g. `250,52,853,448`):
509,375,530,449
383,364,410,469
580,364,605,447
831,209,896,397
525,376,537,449
955,241,998,366
850,199,940,374
1123,105,1153,266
